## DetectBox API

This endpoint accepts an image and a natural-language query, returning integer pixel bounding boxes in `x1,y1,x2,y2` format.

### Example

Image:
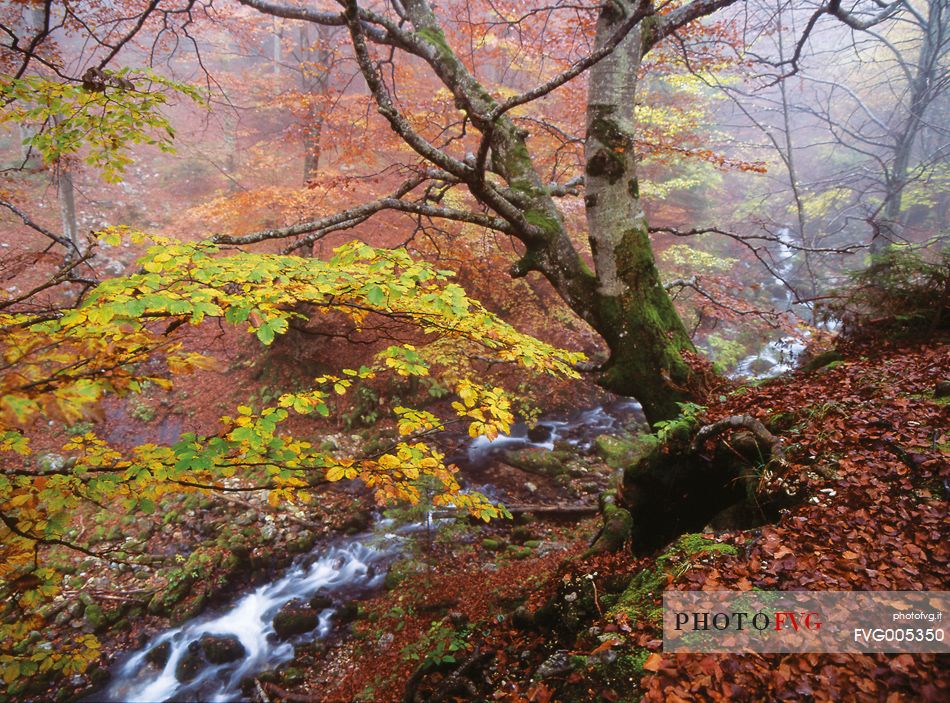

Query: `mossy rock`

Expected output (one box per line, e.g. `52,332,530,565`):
594,433,658,469
288,530,316,554
502,448,574,477
507,545,533,559
334,602,360,625
510,526,535,544
175,642,204,682
309,590,333,610
801,349,843,372
82,600,127,633
199,634,246,664
273,600,318,639
481,538,506,551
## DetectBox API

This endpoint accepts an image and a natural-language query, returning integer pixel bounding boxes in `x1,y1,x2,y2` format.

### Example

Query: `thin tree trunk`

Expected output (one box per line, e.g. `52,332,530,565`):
300,23,328,183
57,165,79,255
272,17,281,77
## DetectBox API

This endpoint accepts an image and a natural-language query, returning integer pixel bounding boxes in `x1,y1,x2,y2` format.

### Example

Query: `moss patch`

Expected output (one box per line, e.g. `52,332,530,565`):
609,534,737,627
503,447,573,477
594,433,658,469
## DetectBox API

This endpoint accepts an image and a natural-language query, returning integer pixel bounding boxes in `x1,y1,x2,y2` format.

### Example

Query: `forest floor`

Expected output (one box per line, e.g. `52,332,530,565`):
21,332,949,703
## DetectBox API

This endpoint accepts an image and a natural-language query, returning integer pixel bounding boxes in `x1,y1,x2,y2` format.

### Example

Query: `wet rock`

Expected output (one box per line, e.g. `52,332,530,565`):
175,641,203,683
334,602,359,625
273,600,318,639
935,380,950,398
82,602,107,632
527,424,553,443
503,448,572,477
144,641,171,669
199,634,246,664
309,590,333,610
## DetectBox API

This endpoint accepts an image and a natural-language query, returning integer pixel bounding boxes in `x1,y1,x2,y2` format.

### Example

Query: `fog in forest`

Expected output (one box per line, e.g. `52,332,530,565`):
0,2,947,702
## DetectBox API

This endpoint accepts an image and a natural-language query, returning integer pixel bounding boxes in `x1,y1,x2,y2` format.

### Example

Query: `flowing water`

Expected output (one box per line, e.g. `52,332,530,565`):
733,226,810,379
462,398,643,468
97,534,405,702
97,399,643,702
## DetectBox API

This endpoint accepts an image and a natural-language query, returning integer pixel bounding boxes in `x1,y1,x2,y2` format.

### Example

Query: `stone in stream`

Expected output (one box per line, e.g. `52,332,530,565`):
527,424,553,443
173,635,246,682
199,634,246,664
175,641,203,683
273,600,319,639
144,641,171,669
333,602,359,625
308,589,333,610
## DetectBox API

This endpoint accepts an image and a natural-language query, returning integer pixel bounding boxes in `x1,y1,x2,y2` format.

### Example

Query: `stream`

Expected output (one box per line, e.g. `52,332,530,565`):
94,398,644,702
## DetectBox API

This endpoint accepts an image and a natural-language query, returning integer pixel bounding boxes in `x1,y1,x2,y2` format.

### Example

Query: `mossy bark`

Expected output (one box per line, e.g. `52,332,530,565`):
576,1,702,424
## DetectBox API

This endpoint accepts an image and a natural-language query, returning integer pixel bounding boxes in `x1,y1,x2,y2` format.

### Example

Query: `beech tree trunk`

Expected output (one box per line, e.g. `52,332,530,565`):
582,1,700,422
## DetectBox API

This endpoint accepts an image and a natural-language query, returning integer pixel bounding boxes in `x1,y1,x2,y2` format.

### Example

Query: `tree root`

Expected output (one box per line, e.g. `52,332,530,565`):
584,491,633,557
692,414,787,466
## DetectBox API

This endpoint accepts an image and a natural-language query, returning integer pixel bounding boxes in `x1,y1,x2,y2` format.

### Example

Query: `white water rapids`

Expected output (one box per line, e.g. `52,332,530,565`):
98,537,399,702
